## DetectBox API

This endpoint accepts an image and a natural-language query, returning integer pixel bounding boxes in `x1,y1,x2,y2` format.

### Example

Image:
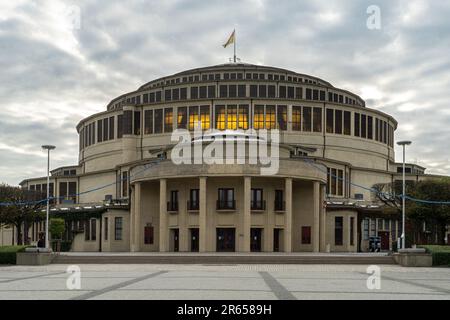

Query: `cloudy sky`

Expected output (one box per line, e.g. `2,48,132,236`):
1,0,450,185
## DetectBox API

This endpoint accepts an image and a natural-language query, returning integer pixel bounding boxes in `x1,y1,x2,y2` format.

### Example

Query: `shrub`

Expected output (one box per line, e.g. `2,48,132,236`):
419,245,450,266
0,246,28,265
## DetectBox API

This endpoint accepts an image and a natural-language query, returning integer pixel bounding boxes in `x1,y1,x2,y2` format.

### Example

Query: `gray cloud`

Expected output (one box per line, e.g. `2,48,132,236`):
0,0,449,185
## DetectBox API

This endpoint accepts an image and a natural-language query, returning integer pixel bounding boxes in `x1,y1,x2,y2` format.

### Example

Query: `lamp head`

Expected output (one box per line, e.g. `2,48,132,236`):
397,141,412,146
42,145,56,150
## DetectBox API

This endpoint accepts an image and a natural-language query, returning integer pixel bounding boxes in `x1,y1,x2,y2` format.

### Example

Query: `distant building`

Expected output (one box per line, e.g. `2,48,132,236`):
3,63,448,251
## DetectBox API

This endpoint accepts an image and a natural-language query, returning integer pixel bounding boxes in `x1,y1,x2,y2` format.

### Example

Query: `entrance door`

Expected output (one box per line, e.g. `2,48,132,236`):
190,228,199,252
251,228,262,252
273,228,280,252
171,229,179,252
216,228,235,252
378,231,390,251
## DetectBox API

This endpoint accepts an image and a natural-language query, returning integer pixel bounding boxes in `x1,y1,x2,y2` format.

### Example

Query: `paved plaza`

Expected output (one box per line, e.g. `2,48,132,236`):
0,264,449,300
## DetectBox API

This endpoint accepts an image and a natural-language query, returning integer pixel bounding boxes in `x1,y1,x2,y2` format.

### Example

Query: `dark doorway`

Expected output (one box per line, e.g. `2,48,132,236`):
216,228,235,252
190,228,199,252
251,228,262,252
171,229,179,252
378,231,390,251
274,228,281,252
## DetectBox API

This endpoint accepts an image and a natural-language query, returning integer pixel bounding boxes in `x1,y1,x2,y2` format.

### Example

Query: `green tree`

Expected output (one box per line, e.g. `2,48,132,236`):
49,218,65,240
0,184,46,245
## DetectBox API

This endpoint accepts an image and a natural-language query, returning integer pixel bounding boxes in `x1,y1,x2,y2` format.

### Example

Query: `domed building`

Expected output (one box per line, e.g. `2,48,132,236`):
9,63,443,252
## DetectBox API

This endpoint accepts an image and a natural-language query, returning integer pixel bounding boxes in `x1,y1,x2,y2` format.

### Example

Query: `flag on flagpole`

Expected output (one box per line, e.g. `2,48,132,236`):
223,30,235,48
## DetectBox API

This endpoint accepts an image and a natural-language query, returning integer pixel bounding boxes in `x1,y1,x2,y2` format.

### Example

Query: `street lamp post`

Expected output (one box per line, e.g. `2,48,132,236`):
42,145,56,251
397,140,412,250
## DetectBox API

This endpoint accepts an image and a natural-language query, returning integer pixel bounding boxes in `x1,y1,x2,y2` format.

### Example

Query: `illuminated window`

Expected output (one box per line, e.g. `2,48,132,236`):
238,105,249,130
177,107,187,129
226,105,237,130
164,108,173,132
292,106,301,131
277,105,287,130
265,105,276,129
215,105,225,130
254,105,265,129
189,106,199,131
200,105,210,130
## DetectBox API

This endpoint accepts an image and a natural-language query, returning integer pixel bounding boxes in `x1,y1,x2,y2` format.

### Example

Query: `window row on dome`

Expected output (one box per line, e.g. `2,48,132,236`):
111,84,361,111
80,105,393,151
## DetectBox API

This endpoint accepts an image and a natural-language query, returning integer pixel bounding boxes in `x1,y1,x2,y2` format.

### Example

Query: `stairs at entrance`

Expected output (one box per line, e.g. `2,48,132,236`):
52,253,396,265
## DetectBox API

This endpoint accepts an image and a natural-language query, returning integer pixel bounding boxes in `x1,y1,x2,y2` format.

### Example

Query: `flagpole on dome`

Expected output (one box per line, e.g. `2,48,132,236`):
233,29,236,63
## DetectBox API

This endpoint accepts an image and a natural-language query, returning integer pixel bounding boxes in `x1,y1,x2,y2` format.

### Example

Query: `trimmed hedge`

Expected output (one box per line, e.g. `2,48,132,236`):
419,245,450,267
0,246,28,265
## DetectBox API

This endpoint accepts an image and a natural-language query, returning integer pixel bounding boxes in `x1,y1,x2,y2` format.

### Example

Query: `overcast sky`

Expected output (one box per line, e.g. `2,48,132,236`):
1,0,450,185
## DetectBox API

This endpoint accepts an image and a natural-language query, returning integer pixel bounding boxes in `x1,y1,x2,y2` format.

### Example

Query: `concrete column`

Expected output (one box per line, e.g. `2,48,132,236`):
130,185,136,252
134,182,141,252
284,178,292,252
313,181,320,252
319,184,327,252
159,179,168,252
241,176,251,252
199,177,207,252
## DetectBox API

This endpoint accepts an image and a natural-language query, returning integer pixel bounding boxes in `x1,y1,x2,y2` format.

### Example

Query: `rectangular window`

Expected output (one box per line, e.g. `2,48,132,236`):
344,111,351,135
199,86,207,99
361,114,367,138
296,87,302,99
154,109,163,133
189,106,199,131
238,85,246,98
134,111,141,135
313,108,322,132
165,89,171,101
177,107,187,129
144,110,153,134
97,119,103,143
215,105,225,130
164,108,173,132
104,217,108,241
277,105,287,130
122,171,128,198
190,87,198,99
217,188,235,209
227,105,237,130
259,85,267,98
219,85,228,98
208,85,216,98
254,105,264,129
354,112,360,137
200,105,210,130
189,189,200,210
109,116,115,140
238,105,249,130
144,226,154,244
68,182,76,202
335,110,342,134
279,86,286,98
302,107,312,132
383,121,387,144
172,88,179,101
85,220,90,241
363,219,369,240
301,226,311,244
115,217,123,241
251,188,264,210
292,106,301,131
180,87,187,100
331,168,337,195
287,87,295,99
367,116,373,139
268,85,276,98
305,88,312,100
335,217,343,246
123,110,132,135
250,85,257,98
337,169,343,196
59,182,67,202
117,115,123,138
102,118,108,141
312,89,319,100
350,217,354,245
326,109,334,133
275,190,284,211
91,219,96,241
265,105,276,129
